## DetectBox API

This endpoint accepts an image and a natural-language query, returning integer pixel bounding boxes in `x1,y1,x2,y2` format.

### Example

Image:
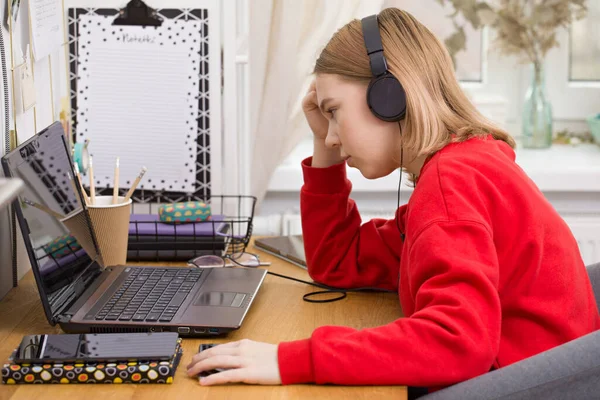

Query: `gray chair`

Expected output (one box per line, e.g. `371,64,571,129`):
421,263,600,400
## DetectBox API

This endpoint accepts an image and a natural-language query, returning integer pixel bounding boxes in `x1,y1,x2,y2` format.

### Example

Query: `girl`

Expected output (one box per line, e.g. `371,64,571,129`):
186,7,600,393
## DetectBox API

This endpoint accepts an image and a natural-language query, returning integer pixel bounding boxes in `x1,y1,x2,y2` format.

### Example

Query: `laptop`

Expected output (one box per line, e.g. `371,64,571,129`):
254,235,307,269
1,122,266,337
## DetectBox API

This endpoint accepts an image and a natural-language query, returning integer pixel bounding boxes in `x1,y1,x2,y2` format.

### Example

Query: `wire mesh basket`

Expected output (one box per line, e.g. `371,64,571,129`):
126,195,256,261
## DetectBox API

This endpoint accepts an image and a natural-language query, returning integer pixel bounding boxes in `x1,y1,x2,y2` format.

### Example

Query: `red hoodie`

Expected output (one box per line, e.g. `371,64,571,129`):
277,135,600,389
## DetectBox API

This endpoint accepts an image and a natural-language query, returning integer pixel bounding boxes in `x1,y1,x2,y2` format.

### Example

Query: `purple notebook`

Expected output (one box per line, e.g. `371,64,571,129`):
129,214,228,237
40,248,88,276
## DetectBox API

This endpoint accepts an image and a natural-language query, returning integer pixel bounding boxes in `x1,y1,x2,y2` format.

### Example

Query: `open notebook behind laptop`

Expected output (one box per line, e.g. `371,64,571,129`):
1,122,266,336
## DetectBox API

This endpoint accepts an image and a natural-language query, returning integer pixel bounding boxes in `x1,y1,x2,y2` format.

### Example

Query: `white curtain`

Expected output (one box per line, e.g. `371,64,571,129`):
249,0,384,208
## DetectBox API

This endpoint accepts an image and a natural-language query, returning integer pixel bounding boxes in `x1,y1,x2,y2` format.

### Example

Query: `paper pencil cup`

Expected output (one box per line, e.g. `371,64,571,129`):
86,196,132,267
60,208,100,263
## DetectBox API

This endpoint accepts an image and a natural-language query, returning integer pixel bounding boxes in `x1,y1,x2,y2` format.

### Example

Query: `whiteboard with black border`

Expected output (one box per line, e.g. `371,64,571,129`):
64,0,222,202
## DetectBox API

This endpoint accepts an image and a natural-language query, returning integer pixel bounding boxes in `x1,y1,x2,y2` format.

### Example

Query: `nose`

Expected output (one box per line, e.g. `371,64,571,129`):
325,125,340,149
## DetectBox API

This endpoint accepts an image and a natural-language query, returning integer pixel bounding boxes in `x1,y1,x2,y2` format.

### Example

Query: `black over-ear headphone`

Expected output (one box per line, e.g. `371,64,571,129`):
361,15,407,122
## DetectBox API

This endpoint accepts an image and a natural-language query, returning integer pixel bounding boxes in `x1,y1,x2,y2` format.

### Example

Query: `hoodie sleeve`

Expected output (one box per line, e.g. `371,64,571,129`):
300,157,405,290
278,220,501,388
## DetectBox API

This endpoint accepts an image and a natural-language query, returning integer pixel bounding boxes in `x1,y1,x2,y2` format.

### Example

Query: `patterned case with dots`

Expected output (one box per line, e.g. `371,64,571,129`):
158,201,212,224
1,340,182,384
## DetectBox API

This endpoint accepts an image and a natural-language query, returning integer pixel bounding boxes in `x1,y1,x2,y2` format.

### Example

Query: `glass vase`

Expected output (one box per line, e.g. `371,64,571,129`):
522,62,553,148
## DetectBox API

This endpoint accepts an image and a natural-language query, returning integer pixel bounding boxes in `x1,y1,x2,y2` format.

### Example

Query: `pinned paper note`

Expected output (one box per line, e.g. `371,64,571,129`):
20,49,36,111
28,0,62,60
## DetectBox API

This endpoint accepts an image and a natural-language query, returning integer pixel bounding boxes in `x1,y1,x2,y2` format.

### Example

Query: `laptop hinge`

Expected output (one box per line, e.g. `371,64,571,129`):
51,266,107,322
61,267,114,319
56,314,71,323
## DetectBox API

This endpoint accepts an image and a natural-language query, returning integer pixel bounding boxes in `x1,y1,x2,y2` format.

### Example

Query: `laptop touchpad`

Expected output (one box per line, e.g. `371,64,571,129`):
194,291,246,307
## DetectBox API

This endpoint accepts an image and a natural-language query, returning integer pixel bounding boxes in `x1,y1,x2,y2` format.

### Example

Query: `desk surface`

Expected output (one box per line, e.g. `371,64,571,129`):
0,242,407,400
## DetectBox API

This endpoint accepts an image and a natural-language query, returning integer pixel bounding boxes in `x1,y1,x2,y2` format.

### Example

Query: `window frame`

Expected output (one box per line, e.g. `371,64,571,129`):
545,28,600,121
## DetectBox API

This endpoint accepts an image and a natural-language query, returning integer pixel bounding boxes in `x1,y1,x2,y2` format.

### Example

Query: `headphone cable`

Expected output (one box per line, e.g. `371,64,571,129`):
266,270,395,303
396,121,404,241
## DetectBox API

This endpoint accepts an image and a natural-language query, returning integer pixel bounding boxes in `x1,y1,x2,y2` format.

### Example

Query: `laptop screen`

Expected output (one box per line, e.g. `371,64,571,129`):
1,122,102,320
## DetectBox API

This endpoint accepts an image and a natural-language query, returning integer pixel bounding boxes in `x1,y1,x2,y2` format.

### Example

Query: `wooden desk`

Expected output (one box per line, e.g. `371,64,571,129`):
0,242,407,400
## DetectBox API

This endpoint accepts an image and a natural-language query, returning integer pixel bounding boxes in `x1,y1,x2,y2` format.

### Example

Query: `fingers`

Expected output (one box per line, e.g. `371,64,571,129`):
217,340,245,349
302,90,319,111
187,346,239,369
187,355,242,378
307,79,316,93
199,368,248,386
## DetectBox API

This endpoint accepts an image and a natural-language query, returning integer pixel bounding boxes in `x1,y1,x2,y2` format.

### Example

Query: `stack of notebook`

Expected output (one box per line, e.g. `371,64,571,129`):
127,214,231,261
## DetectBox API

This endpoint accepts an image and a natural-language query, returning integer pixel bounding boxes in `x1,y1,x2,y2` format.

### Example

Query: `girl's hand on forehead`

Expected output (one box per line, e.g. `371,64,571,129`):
302,80,328,140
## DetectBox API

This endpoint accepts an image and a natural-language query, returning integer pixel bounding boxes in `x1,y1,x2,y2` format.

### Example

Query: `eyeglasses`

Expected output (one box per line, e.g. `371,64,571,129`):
188,251,262,268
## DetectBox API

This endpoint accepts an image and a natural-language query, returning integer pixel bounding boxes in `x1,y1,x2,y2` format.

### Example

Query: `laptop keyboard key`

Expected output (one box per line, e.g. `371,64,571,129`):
132,313,148,321
119,314,133,321
145,313,161,321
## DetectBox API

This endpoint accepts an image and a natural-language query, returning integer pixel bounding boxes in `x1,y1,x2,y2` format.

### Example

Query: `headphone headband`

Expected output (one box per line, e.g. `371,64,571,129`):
361,15,388,76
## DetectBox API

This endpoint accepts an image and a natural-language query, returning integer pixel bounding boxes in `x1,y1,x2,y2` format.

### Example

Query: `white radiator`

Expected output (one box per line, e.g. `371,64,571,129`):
254,214,600,266
252,214,283,237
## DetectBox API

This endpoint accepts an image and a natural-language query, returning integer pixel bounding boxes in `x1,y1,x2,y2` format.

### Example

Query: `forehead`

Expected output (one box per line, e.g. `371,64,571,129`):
315,74,367,101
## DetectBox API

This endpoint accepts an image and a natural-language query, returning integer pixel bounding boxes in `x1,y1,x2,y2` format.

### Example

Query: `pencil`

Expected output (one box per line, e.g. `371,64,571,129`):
74,163,91,205
22,198,65,219
112,157,120,204
89,155,96,205
123,166,147,203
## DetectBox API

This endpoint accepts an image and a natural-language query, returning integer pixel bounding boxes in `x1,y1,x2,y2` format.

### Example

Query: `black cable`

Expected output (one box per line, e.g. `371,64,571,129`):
11,209,17,287
266,270,395,303
0,26,8,155
0,24,16,288
396,121,404,241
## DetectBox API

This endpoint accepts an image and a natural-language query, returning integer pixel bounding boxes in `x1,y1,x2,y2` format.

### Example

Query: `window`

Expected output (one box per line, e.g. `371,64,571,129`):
382,0,517,130
383,0,483,83
570,2,600,82
546,2,600,120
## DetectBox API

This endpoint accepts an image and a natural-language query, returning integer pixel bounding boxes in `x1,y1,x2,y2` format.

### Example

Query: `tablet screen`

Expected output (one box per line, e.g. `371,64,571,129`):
254,235,306,268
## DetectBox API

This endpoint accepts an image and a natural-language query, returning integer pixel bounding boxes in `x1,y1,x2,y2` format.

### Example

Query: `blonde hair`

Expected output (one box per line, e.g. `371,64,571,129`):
314,7,515,161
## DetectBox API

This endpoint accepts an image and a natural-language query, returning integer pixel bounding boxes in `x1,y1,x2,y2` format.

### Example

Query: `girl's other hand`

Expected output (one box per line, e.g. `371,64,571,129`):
302,80,328,140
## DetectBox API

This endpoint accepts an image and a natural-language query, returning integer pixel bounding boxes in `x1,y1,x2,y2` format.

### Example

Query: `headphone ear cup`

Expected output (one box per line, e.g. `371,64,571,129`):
366,74,407,122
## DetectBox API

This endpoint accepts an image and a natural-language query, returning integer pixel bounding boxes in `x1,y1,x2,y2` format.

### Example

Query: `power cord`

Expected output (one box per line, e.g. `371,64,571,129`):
266,270,395,303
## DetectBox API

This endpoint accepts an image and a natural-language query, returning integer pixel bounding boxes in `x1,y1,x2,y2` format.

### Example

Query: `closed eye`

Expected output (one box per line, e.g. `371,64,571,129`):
326,108,337,118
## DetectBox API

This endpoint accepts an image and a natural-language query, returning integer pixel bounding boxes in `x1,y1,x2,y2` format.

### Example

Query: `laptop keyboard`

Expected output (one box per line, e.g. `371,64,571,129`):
94,268,203,323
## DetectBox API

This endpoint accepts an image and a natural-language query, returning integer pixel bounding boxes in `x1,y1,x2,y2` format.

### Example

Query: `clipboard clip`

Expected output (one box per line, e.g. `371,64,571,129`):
112,0,163,27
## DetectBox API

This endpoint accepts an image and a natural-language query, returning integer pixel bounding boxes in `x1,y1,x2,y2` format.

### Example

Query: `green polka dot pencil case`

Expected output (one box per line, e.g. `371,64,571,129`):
158,201,212,224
